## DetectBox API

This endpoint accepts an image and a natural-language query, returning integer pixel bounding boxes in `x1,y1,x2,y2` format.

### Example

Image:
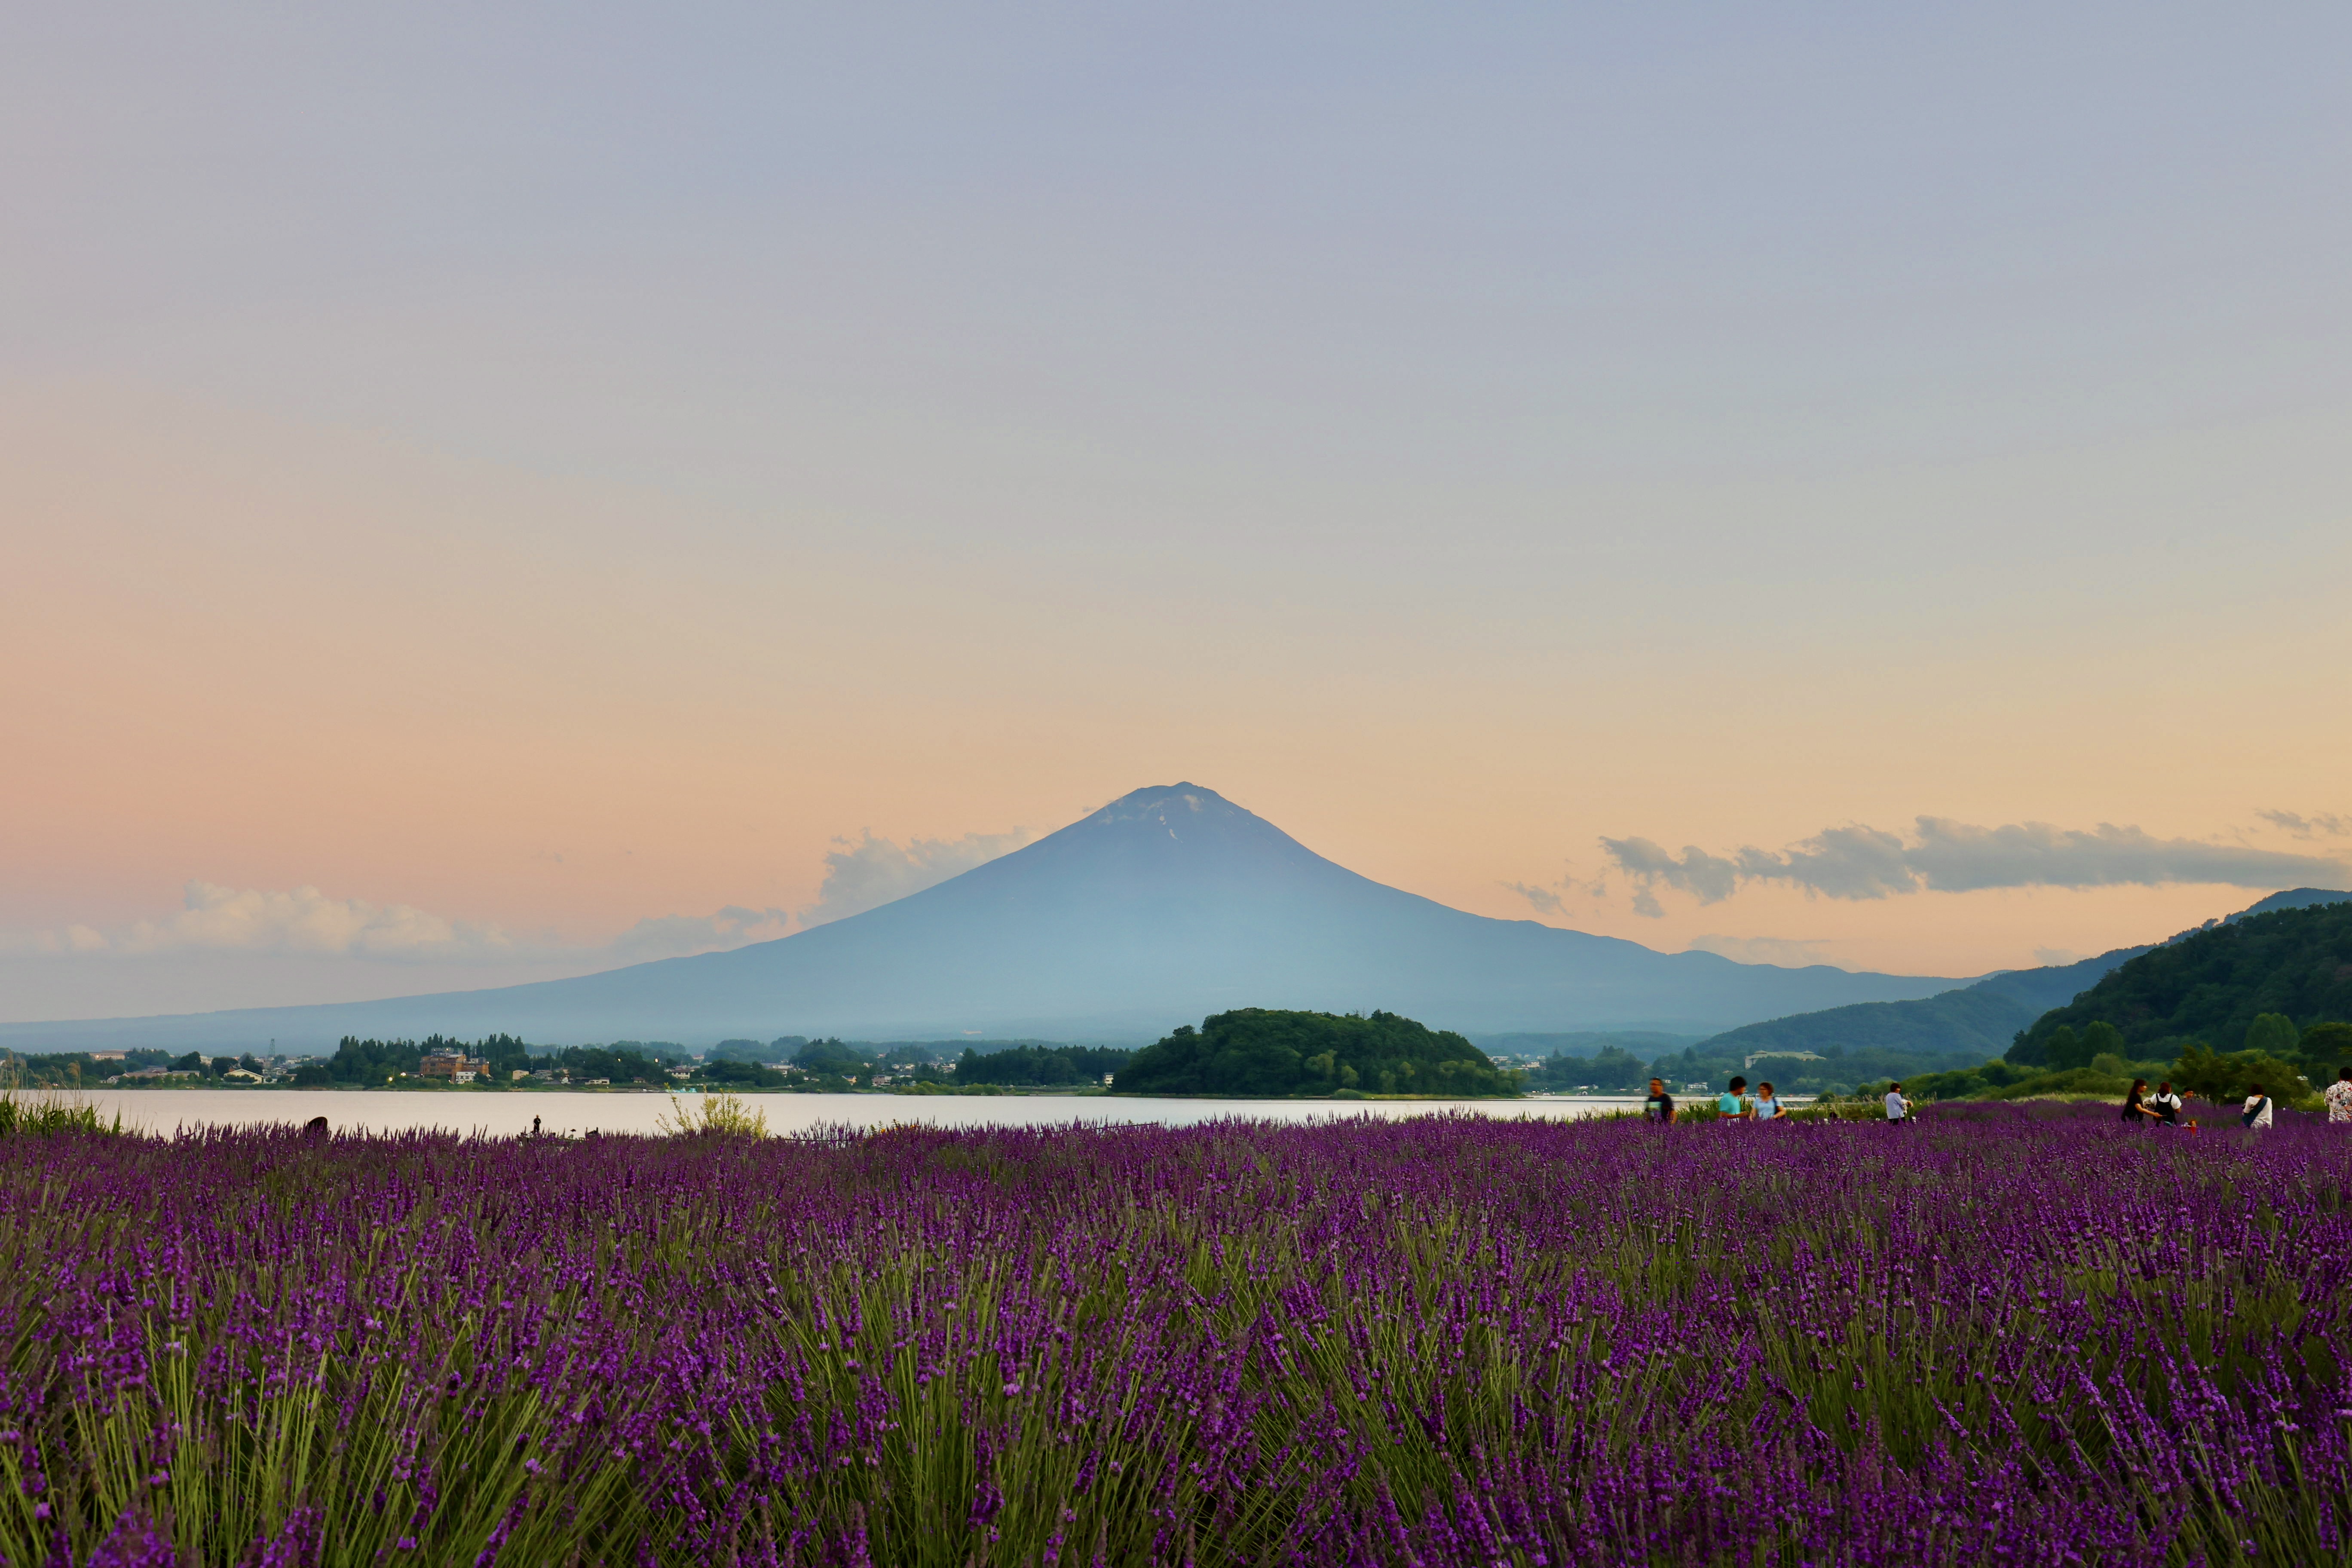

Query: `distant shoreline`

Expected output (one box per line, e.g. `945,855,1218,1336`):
82,1081,1538,1102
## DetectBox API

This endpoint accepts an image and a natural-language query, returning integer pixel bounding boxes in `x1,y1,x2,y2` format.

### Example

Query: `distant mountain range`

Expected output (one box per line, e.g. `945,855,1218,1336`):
1691,887,2352,1064
1,783,1981,1052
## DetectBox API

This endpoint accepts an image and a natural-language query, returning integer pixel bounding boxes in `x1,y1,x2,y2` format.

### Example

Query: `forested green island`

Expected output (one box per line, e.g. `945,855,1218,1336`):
1112,1008,1517,1097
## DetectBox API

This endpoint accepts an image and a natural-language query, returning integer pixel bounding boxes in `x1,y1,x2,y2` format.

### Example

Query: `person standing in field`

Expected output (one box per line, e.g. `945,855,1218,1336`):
2326,1067,2352,1125
1884,1083,1912,1124
2240,1083,2274,1130
1718,1075,1752,1121
2150,1081,2184,1126
1644,1077,1677,1124
2121,1078,2159,1124
1752,1081,1787,1122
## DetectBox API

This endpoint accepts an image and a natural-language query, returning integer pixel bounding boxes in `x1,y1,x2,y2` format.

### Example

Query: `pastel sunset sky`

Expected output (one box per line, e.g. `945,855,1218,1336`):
6,5,2349,1021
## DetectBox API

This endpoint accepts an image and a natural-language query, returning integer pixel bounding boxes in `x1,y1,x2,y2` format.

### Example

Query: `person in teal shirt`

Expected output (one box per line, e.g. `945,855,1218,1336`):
1717,1075,1752,1120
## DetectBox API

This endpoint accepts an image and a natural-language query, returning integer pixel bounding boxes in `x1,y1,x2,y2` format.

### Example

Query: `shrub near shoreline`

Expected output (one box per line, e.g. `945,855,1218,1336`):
3,1107,2348,1565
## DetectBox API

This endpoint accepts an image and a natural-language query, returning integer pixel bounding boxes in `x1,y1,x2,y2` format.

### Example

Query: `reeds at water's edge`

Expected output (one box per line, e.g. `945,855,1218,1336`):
0,1066,115,1137
1,1105,2347,1565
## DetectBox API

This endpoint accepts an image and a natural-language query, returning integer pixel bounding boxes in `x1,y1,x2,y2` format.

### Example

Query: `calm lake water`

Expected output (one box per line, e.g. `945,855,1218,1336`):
74,1089,1644,1138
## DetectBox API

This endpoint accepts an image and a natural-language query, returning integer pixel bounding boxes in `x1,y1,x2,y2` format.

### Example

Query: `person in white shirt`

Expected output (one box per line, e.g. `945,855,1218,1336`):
2149,1081,2184,1126
1884,1083,1911,1123
2325,1067,2352,1126
2240,1083,2274,1130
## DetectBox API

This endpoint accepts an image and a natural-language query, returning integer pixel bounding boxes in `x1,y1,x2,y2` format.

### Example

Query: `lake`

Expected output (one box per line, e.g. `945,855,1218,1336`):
73,1088,1646,1138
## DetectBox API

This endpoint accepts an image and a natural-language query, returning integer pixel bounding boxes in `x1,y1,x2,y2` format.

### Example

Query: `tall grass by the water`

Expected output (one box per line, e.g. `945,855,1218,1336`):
0,1074,114,1137
1,1106,2346,1565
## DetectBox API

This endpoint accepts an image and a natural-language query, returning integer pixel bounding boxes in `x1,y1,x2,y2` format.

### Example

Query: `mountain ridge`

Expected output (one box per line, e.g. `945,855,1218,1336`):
1683,887,2352,1065
3,783,1978,1051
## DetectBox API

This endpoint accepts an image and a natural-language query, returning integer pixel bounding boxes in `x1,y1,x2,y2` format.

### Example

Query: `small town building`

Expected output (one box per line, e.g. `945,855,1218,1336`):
1744,1050,1826,1072
420,1053,490,1081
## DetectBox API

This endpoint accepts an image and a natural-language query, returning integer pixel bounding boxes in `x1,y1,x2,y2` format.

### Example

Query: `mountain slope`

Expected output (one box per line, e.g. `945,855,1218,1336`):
1695,887,2352,1068
1689,944,2149,1064
1,784,1975,1051
2011,896,2352,1059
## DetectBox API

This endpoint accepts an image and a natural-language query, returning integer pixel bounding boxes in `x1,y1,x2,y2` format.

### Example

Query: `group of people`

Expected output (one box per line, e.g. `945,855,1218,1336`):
2126,1065,2352,1130
1642,1074,1797,1123
1637,1063,2352,1129
2118,1078,2191,1127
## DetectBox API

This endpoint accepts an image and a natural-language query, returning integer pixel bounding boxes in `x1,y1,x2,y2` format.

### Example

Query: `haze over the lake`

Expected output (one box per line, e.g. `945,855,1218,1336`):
5,5,2349,1023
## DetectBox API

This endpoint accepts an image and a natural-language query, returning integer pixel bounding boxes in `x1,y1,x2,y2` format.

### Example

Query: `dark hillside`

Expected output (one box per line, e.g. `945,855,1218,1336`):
1700,986,2030,1063
1694,944,2147,1063
2009,899,2352,1061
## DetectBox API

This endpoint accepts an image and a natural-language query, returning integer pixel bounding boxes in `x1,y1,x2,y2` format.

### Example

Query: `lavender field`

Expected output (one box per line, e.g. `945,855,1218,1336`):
2,1107,2347,1566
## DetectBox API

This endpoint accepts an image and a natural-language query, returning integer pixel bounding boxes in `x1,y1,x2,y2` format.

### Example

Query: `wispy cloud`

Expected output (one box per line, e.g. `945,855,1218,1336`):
1685,933,1836,966
1502,862,1611,919
1601,817,2348,908
2257,809,2352,839
797,829,1032,927
1500,880,1567,917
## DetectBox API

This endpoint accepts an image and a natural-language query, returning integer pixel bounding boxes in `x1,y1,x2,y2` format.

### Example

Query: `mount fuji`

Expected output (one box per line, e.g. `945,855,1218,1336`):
2,784,1973,1050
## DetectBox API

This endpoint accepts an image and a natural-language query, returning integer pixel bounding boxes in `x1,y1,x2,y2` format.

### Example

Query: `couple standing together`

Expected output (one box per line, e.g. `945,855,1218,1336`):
1642,1074,1787,1123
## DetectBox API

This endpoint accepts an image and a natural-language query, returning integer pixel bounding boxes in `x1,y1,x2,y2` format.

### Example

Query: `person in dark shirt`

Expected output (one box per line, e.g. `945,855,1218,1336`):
2121,1078,2160,1124
1644,1077,1677,1124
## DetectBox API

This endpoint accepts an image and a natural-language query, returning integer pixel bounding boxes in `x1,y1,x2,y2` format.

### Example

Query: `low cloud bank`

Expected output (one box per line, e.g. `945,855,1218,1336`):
1599,817,2347,913
796,828,1032,927
0,882,523,962
2,882,790,968
605,906,792,963
5,821,1036,972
